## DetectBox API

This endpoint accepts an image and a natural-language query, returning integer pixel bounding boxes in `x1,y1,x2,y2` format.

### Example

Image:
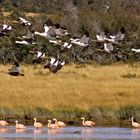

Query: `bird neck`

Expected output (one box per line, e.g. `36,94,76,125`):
48,120,51,126
54,119,57,124
34,119,37,124
82,118,85,125
15,121,18,126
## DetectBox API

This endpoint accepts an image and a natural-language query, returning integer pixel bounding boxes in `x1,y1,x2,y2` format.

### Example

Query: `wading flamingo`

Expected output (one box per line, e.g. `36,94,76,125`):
81,117,95,127
131,117,140,128
0,120,8,127
34,118,43,128
47,120,57,129
15,120,26,129
53,118,66,127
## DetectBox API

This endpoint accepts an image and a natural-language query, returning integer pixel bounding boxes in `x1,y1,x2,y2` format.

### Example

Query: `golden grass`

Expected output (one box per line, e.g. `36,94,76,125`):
0,63,140,114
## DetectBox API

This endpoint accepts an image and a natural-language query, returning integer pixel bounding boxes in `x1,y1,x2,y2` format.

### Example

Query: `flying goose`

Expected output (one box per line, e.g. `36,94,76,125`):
44,57,56,69
16,29,37,45
96,31,107,42
1,24,13,33
52,59,65,73
105,27,125,44
71,31,90,47
104,43,114,53
131,48,140,53
60,42,72,53
18,17,31,26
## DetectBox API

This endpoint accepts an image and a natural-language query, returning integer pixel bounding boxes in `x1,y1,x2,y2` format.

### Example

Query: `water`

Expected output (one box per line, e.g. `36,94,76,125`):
0,126,140,140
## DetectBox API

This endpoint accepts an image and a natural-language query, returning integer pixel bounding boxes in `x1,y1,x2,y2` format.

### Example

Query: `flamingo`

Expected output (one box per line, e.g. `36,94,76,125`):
34,118,43,128
15,120,26,129
0,120,8,127
81,117,95,127
47,120,57,129
53,118,66,127
131,117,140,128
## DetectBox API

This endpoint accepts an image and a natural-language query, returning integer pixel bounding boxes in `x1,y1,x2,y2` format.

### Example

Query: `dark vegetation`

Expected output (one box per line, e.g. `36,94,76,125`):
0,0,139,65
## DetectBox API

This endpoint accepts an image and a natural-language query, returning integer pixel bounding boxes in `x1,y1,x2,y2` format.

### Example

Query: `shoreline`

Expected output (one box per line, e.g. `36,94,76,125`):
0,63,139,128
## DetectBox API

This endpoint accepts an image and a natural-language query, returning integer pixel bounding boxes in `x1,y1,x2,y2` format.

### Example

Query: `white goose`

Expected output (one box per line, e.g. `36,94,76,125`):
71,31,89,47
131,48,140,53
104,43,114,53
19,17,31,26
1,24,12,33
60,42,72,53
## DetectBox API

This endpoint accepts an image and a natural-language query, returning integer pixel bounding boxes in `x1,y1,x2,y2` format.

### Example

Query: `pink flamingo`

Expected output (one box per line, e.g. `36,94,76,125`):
47,120,57,129
34,118,43,128
53,118,66,127
81,117,95,127
0,120,8,127
131,117,140,128
15,120,26,129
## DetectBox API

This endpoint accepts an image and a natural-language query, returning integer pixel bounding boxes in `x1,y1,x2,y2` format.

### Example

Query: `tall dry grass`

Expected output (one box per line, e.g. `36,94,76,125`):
0,63,140,120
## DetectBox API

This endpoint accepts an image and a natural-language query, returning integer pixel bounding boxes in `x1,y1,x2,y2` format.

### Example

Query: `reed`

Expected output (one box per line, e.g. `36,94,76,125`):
0,63,140,122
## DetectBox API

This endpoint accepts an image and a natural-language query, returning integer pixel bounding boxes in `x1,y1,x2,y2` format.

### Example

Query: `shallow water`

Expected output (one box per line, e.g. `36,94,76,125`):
0,126,140,140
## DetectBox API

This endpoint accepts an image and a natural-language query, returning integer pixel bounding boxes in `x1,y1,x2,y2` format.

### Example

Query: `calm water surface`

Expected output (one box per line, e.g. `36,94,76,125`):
0,126,140,140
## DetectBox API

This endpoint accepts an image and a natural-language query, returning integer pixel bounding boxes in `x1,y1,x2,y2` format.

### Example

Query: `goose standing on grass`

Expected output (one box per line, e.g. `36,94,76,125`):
81,117,95,127
53,118,66,127
8,61,24,76
15,120,26,129
0,120,8,127
34,118,43,128
47,120,57,129
131,117,140,128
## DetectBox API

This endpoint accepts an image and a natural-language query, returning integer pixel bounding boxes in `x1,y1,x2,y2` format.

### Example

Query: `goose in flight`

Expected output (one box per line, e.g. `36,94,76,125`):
60,42,72,53
71,31,90,47
1,24,13,33
18,17,31,26
44,57,56,69
44,58,65,73
105,27,125,44
131,48,140,53
104,43,114,53
15,29,37,45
